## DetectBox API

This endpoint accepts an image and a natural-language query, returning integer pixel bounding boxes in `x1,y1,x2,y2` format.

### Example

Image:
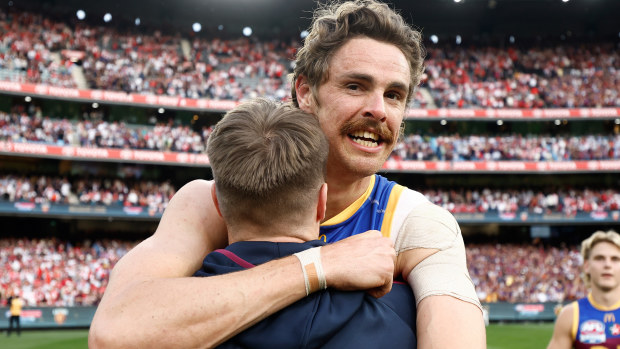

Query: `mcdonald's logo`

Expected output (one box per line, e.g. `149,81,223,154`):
604,313,616,323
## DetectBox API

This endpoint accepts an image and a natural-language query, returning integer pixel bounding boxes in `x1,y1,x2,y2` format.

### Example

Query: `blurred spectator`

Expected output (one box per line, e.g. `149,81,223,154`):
0,11,77,87
467,243,585,303
1,238,135,306
0,111,212,153
392,134,620,161
423,187,620,215
0,174,176,213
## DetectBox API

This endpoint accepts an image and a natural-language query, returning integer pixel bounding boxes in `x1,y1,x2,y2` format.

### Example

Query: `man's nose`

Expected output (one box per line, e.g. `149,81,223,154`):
362,91,387,122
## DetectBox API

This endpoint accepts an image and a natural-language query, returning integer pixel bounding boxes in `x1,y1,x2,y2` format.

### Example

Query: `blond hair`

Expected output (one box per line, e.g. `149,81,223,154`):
581,230,620,286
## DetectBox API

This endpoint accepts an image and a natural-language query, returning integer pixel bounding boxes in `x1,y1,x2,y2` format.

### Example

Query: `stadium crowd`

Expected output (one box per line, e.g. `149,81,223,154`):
425,187,620,215
0,238,133,306
0,174,618,217
0,9,77,87
0,175,175,213
2,111,619,161
0,237,587,306
393,133,620,161
468,243,586,303
1,9,618,108
424,44,620,108
0,110,212,153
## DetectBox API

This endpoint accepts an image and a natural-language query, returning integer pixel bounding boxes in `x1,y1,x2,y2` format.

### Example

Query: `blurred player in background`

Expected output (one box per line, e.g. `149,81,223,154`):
547,230,620,349
89,1,484,348
6,289,23,337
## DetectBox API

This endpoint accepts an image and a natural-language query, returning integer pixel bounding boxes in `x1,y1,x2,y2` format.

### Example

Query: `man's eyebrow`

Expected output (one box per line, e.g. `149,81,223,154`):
343,73,409,92
341,72,374,84
387,81,409,93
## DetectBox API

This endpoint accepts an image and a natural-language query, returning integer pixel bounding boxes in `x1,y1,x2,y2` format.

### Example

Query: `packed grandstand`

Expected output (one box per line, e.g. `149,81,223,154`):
0,1,618,309
1,11,618,108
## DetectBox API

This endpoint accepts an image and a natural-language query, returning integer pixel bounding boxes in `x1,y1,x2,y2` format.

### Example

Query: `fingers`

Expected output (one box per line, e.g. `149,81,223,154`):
366,278,394,299
320,230,396,292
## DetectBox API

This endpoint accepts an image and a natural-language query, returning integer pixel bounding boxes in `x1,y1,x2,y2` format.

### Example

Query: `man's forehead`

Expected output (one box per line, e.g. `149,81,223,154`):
591,241,620,255
328,38,411,88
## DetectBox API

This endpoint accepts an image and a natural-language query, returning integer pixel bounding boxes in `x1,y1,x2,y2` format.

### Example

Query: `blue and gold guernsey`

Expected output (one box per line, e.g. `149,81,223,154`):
319,174,428,243
572,294,620,348
317,174,481,311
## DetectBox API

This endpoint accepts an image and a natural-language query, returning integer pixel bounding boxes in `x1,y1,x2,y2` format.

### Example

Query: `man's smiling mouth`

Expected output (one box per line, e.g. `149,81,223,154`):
349,131,381,147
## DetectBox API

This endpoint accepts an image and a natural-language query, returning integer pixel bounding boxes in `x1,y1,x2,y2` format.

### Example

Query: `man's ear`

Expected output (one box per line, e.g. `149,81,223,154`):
211,183,223,218
295,75,314,113
316,183,328,223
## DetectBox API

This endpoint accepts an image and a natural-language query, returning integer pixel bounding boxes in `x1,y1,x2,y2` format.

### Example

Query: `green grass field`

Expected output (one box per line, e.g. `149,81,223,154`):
488,323,554,349
1,323,554,348
1,329,89,349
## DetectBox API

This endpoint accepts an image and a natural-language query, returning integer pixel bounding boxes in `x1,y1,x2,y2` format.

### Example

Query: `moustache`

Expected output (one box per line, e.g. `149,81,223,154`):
340,118,396,144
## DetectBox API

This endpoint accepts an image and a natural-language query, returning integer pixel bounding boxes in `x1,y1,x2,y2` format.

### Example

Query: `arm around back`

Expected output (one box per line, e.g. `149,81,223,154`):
89,181,400,348
89,180,306,348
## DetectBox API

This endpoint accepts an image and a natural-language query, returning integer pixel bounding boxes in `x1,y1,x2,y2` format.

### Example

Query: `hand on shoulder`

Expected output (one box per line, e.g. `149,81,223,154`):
321,230,396,298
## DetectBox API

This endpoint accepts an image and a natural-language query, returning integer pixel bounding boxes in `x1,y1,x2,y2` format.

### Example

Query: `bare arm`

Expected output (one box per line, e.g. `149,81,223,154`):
89,180,396,348
394,202,485,348
398,248,486,349
416,292,486,349
547,304,575,349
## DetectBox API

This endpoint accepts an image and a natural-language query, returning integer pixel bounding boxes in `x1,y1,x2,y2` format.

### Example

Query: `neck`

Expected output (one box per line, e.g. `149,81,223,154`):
323,173,372,221
590,288,620,309
227,223,319,244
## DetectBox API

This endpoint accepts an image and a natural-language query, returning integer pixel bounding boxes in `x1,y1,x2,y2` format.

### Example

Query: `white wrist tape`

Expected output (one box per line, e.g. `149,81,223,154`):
294,246,327,296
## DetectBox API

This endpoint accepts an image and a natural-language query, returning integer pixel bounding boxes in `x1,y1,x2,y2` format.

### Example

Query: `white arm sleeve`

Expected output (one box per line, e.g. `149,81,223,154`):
394,201,482,309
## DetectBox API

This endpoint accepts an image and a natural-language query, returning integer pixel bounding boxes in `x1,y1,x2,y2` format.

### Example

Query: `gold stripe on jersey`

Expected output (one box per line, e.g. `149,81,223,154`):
380,184,404,238
321,176,376,226
571,301,579,341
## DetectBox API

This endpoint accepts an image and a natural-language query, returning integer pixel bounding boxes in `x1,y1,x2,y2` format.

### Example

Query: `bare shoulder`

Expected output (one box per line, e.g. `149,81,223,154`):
556,302,576,329
107,179,226,288
165,179,214,209
409,201,459,234
179,178,213,193
395,201,463,269
397,201,460,250
156,179,222,238
154,178,226,258
547,302,576,349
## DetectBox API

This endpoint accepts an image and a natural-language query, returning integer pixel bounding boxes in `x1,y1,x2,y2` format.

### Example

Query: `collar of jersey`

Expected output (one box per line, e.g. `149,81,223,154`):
321,175,376,226
588,292,620,311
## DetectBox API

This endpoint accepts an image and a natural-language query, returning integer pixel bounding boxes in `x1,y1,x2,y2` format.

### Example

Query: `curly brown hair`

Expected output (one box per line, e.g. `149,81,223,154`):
290,0,425,106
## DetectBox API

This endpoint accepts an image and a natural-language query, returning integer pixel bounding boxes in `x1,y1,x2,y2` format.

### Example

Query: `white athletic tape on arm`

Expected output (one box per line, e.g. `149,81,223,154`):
294,246,327,296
